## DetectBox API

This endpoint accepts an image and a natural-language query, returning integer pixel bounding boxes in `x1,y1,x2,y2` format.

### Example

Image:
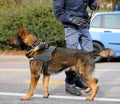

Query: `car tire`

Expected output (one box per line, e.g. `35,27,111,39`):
93,42,104,53
93,42,104,62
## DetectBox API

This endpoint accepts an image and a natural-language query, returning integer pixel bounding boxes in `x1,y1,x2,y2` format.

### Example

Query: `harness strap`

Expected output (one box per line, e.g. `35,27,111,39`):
29,46,56,74
42,61,48,75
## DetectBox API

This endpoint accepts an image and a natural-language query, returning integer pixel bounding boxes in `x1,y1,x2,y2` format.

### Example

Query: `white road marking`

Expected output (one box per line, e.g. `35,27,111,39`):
0,68,120,72
96,69,120,72
0,92,120,102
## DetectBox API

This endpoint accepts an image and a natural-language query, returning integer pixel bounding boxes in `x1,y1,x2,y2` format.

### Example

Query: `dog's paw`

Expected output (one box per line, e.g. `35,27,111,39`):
21,96,30,100
86,96,94,101
43,93,49,98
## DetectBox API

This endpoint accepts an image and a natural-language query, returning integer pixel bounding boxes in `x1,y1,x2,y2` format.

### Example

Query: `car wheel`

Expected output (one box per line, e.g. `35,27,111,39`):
93,42,104,62
93,42,104,53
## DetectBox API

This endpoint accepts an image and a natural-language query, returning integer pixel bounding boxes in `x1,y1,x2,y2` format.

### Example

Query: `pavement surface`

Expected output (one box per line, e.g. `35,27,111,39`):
0,54,120,104
0,55,28,62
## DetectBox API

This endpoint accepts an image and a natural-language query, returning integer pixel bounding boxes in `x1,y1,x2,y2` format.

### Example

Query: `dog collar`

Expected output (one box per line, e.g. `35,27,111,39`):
26,39,43,51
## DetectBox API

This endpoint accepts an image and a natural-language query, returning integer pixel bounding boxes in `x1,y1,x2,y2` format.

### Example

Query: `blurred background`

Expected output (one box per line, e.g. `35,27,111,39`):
0,0,120,50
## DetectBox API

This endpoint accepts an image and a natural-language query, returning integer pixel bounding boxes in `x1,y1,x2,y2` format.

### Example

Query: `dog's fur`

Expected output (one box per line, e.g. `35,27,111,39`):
9,27,115,101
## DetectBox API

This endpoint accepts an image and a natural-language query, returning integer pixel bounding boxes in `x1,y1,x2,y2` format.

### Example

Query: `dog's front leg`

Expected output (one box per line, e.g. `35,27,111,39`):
42,74,50,98
21,61,41,100
21,74,39,100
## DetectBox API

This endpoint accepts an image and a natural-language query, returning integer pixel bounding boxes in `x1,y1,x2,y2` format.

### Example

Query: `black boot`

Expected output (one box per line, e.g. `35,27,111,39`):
65,70,81,96
75,76,88,89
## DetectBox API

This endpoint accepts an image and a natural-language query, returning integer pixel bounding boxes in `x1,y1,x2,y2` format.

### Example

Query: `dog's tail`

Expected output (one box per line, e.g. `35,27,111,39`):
93,48,115,62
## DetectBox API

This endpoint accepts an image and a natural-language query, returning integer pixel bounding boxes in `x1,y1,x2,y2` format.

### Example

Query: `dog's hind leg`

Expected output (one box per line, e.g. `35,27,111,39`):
84,78,98,93
21,61,41,100
42,74,50,98
84,87,92,93
84,76,99,101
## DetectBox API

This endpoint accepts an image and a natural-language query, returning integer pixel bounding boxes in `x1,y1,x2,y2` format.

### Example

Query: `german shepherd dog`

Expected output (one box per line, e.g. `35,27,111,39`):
8,27,115,101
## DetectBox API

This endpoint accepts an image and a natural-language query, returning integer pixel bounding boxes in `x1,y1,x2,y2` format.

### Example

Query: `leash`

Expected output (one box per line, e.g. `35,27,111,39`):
40,7,98,46
45,11,95,45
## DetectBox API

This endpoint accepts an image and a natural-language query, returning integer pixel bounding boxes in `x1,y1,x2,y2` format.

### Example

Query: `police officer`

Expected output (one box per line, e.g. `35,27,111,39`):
53,0,98,96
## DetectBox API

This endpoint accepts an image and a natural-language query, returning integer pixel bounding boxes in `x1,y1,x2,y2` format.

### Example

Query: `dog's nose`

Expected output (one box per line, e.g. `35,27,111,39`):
7,40,15,47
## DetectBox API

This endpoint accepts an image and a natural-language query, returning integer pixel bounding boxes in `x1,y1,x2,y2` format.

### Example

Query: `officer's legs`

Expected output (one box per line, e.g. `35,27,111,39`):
64,27,88,96
65,27,80,49
79,28,93,52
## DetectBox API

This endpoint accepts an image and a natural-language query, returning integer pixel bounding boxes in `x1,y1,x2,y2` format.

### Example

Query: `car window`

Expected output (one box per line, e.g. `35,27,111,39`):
90,15,102,28
103,14,120,29
90,13,120,29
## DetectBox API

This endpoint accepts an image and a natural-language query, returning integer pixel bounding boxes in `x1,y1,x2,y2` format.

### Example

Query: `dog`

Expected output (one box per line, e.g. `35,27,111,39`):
8,27,115,101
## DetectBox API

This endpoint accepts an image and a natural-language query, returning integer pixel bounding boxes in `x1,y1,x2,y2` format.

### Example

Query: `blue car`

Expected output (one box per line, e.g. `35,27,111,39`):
89,11,120,57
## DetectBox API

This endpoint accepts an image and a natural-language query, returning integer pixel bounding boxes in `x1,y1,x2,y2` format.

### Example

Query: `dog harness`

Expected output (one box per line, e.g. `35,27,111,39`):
30,46,56,62
31,46,56,74
25,39,56,74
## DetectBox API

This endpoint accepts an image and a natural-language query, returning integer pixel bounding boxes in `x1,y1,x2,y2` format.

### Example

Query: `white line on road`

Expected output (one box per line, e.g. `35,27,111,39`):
0,92,120,102
96,69,120,72
0,68,120,72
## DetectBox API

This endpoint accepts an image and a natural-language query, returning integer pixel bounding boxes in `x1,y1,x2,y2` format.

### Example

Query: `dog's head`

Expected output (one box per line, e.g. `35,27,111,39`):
8,27,38,50
8,32,27,50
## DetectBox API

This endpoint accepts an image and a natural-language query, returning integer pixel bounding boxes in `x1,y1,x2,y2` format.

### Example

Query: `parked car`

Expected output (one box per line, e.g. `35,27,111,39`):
89,11,120,57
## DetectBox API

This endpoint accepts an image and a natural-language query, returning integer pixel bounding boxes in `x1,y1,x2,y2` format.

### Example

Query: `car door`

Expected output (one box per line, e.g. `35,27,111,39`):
100,13,120,56
90,13,120,56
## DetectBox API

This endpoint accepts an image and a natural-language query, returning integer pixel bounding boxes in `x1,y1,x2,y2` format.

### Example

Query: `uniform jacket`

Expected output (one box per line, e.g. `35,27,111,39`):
53,0,97,29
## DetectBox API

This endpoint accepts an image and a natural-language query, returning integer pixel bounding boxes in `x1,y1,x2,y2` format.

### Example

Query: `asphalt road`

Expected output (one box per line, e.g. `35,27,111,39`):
0,55,120,104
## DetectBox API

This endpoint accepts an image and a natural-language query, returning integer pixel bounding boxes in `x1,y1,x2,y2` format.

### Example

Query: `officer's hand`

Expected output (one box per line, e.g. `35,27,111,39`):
69,16,86,26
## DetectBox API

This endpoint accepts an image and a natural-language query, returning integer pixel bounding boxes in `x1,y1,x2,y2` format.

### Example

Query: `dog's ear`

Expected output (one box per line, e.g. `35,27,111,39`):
19,27,27,37
19,27,25,33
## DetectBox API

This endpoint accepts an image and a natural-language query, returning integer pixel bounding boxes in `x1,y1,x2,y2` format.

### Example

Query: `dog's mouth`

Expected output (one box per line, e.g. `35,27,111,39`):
9,41,28,50
8,35,27,50
8,41,23,50
8,38,18,48
8,42,18,48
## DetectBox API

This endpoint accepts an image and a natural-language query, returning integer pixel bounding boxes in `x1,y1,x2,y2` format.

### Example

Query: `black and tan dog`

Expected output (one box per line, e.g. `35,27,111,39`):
9,27,115,101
